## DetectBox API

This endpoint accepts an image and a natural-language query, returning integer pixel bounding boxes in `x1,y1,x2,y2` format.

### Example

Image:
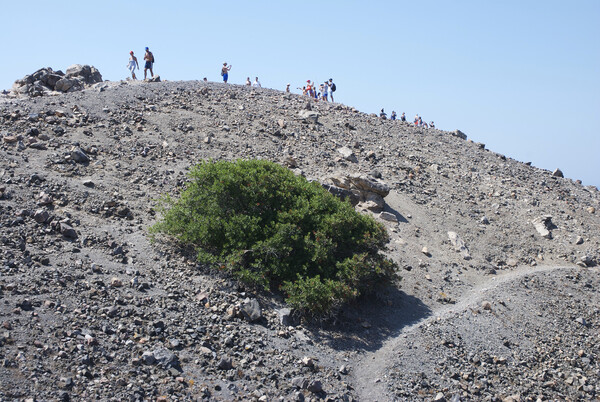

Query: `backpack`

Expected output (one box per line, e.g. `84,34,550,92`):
331,83,336,92
151,53,155,63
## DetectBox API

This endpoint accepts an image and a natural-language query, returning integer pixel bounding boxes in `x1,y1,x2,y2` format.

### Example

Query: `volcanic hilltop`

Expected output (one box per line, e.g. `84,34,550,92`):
0,79,599,401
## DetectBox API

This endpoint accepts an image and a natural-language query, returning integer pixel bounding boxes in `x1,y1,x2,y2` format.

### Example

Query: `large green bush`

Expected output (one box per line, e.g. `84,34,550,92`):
151,159,398,315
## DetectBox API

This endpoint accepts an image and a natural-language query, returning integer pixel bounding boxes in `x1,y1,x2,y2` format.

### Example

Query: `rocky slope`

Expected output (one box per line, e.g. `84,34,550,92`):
0,80,598,401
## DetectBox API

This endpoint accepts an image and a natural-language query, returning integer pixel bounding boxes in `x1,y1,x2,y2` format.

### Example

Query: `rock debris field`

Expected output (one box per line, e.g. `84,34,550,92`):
0,77,599,401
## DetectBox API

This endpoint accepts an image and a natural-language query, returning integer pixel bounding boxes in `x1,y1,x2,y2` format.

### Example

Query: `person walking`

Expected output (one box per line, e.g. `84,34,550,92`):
126,51,139,80
143,47,154,79
221,62,232,83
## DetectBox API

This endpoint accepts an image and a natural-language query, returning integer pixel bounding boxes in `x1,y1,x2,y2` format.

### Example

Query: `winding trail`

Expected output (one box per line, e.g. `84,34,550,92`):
352,264,572,401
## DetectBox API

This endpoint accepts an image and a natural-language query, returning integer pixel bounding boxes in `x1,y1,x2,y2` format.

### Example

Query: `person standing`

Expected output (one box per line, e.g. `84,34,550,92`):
286,83,290,93
221,62,232,83
328,78,336,102
252,77,261,87
143,47,154,79
246,77,251,86
127,51,139,80
401,112,406,122
390,111,397,120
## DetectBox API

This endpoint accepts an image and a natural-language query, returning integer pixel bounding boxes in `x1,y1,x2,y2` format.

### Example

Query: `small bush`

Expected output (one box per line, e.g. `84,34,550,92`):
151,159,398,315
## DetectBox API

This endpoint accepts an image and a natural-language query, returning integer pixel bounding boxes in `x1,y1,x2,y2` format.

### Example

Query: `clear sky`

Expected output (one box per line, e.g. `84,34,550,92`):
2,0,599,188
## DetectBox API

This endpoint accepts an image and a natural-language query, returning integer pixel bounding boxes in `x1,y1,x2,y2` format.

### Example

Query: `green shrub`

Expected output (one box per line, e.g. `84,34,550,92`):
151,159,398,315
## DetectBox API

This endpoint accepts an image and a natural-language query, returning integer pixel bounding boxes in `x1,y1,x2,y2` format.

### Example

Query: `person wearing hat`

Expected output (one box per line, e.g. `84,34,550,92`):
221,62,232,83
143,47,154,80
126,51,139,80
328,78,335,102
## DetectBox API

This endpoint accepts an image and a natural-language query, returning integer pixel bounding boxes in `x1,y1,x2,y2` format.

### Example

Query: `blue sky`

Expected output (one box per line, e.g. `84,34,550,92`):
2,0,599,187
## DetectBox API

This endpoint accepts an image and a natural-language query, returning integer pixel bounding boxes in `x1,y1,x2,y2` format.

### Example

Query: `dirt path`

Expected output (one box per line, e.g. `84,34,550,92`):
352,264,571,401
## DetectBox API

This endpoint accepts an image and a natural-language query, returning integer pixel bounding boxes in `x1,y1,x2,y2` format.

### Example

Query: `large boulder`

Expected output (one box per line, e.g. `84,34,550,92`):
55,78,78,93
12,65,102,96
65,64,102,84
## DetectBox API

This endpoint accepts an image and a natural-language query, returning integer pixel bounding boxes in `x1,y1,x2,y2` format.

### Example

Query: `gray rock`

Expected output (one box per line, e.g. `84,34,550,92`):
291,376,308,389
141,351,156,365
379,211,398,223
276,308,292,326
532,215,553,239
70,147,89,163
322,184,360,206
307,380,323,393
360,192,385,212
55,78,77,93
337,146,358,163
152,347,180,370
60,223,77,239
33,209,49,223
217,356,233,370
447,231,471,260
241,298,262,322
451,129,467,140
298,110,319,124
552,168,564,178
349,174,390,197
66,64,102,84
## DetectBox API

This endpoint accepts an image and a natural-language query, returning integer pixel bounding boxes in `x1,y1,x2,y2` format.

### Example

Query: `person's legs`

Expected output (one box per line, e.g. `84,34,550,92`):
144,68,148,79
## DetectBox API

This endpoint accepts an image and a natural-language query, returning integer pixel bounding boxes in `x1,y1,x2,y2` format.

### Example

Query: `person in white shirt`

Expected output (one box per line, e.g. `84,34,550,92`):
252,77,261,88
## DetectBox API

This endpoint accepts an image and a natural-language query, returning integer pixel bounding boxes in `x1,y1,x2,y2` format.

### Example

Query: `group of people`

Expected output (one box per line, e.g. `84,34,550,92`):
127,47,155,80
126,50,337,103
297,79,336,102
126,49,437,128
244,76,262,87
380,109,435,128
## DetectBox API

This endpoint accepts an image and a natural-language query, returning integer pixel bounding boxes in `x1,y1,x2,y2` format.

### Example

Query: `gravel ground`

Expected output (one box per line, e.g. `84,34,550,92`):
0,79,599,401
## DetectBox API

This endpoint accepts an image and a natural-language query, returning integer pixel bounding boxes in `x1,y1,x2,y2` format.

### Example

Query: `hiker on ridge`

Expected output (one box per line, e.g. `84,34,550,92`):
143,47,154,79
328,78,336,102
221,62,232,83
391,111,397,120
126,51,139,80
252,77,261,87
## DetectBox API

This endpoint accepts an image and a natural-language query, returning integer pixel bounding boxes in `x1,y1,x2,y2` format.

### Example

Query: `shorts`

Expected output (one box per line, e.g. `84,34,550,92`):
222,73,228,82
145,61,153,69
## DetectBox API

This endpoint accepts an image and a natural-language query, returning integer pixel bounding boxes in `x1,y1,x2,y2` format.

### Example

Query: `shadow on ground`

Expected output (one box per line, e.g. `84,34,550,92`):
305,285,432,353
382,203,409,224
